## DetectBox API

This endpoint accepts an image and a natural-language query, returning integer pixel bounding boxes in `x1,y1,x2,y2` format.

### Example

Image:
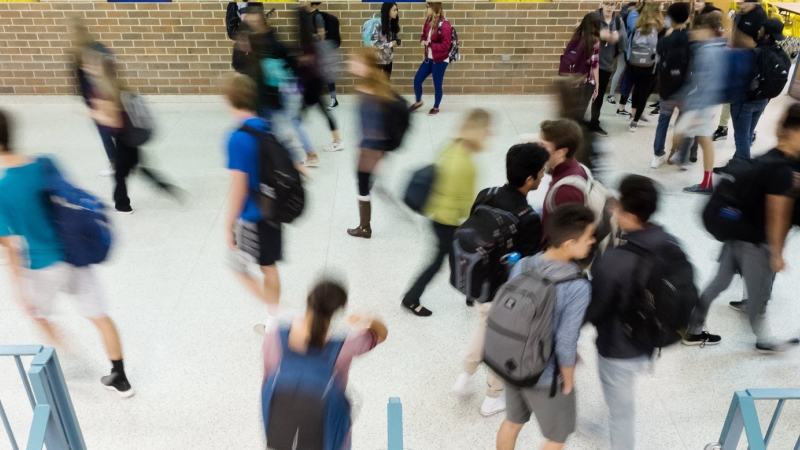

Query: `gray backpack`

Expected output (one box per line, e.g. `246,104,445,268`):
483,270,579,388
628,28,658,67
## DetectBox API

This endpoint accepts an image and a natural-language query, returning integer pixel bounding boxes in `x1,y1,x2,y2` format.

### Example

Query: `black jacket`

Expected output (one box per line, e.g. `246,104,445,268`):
471,184,543,258
657,28,690,100
586,224,682,359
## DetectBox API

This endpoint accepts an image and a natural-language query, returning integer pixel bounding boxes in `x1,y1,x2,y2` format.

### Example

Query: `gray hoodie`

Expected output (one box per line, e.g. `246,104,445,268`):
596,9,628,72
509,252,591,388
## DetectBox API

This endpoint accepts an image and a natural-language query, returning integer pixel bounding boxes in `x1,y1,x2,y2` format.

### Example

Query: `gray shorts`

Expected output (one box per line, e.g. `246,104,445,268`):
24,262,107,319
505,384,577,443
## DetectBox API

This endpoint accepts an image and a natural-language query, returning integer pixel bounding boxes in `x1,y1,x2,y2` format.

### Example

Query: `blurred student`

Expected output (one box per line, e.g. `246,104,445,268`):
371,2,401,79
496,204,595,450
223,75,282,314
261,280,388,450
626,3,663,132
451,143,549,417
71,17,116,177
590,2,627,137
0,110,134,398
82,49,178,214
408,2,452,116
562,13,601,122
401,109,492,315
346,50,400,239
684,103,800,352
587,175,695,450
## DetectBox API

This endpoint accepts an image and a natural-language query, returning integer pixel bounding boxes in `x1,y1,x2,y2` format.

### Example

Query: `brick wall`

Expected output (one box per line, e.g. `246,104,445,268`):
0,1,597,95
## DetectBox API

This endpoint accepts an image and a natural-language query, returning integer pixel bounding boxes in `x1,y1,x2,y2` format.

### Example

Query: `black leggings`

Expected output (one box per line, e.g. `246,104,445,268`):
629,65,656,122
404,221,458,303
113,143,175,210
380,62,393,79
357,171,373,197
302,100,337,132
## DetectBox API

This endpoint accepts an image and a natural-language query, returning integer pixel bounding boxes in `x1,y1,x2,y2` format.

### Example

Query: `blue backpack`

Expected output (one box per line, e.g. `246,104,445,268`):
362,14,381,46
37,157,112,267
262,328,352,450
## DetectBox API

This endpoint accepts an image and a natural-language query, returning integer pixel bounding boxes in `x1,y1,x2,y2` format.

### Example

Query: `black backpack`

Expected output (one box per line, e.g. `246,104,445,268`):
620,241,698,351
239,125,305,224
403,164,436,213
658,30,691,100
385,94,411,151
315,11,342,48
750,45,791,101
702,158,765,243
450,188,536,303
226,2,241,40
620,2,636,25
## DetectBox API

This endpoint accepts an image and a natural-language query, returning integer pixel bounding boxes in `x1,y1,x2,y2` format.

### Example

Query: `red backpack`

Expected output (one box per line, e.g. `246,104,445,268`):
559,37,589,76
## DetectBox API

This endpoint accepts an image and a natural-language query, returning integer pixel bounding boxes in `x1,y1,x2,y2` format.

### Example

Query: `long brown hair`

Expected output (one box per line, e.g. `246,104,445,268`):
70,16,94,67
307,280,348,348
574,12,601,55
352,48,394,101
427,2,443,28
85,48,125,108
635,3,665,35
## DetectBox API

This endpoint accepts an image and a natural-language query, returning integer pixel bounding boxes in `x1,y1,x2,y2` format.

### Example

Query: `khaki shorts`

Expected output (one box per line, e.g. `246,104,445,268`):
674,107,717,138
505,384,577,443
24,262,107,319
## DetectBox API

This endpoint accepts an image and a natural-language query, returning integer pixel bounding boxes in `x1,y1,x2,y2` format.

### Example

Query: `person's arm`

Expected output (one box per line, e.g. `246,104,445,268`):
0,236,36,317
90,98,123,129
765,194,794,272
554,280,591,395
225,171,248,249
372,23,392,51
429,20,452,55
348,316,389,344
314,12,326,41
584,254,619,325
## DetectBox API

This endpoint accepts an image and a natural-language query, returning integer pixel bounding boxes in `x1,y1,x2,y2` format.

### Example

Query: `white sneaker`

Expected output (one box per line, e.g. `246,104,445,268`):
479,393,506,417
451,372,473,397
669,153,690,171
99,167,115,177
651,154,667,169
324,141,344,152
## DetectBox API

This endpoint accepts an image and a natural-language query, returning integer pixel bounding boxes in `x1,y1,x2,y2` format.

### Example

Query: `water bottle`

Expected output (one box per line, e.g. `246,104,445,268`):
501,252,522,267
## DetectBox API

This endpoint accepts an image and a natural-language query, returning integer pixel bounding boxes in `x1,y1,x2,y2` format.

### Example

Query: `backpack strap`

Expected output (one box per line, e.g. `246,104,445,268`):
277,326,346,376
544,165,594,214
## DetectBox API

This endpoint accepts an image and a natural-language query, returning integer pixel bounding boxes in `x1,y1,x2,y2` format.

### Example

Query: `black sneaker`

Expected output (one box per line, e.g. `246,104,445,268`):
751,131,757,145
466,299,474,307
101,372,135,398
713,126,728,141
650,105,660,115
606,95,617,104
756,339,800,354
592,126,609,137
616,109,631,116
729,300,747,312
649,101,659,108
690,145,698,163
682,331,722,347
683,184,713,195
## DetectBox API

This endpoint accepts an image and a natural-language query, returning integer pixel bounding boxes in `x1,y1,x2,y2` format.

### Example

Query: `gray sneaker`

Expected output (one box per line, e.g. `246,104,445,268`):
756,339,800,354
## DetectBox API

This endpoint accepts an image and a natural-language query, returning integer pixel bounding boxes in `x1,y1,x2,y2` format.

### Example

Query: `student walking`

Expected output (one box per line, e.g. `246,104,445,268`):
82,49,179,214
684,103,800,352
626,3,663,132
71,17,116,177
569,13,602,121
614,0,654,115
370,2,401,79
408,2,451,116
261,279,388,450
223,75,282,314
590,2,627,136
347,50,401,239
729,19,789,160
494,204,595,450
401,109,492,315
0,110,134,398
451,142,549,417
587,175,696,450
538,119,588,226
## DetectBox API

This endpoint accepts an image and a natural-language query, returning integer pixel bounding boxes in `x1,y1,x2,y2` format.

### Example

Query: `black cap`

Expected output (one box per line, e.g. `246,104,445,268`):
763,18,786,41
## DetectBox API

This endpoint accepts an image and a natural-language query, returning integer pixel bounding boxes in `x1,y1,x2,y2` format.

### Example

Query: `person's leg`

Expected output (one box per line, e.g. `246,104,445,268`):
653,99,676,157
260,264,281,308
579,83,594,121
413,60,433,104
590,69,612,129
687,243,737,335
497,421,524,450
618,66,633,109
598,355,648,450
432,61,449,109
737,242,774,344
112,147,133,211
747,99,769,151
88,316,123,360
632,69,655,123
349,149,384,237
609,59,625,99
381,62,393,79
730,102,753,160
719,103,730,129
461,302,504,398
402,222,456,314
328,82,337,100
96,123,116,165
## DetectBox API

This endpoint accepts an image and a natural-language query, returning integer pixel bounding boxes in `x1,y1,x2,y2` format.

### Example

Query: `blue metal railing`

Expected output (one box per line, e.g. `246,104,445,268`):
706,389,800,450
388,397,403,450
0,345,86,450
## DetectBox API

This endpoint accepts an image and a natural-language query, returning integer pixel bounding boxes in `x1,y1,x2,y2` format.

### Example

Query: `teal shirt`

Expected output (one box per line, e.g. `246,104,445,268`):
0,162,64,269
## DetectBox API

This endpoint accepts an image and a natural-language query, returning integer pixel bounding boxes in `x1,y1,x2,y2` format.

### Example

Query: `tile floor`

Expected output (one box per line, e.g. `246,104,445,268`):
0,93,799,450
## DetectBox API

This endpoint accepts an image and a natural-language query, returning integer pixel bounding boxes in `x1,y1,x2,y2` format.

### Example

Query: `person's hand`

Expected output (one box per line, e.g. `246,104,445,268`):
421,41,426,48
225,229,237,251
562,378,574,395
592,86,599,101
600,29,611,41
771,253,786,272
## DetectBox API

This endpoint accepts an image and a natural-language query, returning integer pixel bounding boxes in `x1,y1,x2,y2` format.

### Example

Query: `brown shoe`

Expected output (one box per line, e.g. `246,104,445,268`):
408,102,424,113
347,226,372,239
347,200,372,239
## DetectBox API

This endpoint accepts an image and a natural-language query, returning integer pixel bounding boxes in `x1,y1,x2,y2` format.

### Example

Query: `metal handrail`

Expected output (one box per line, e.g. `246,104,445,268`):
706,389,800,450
388,397,403,450
0,345,86,450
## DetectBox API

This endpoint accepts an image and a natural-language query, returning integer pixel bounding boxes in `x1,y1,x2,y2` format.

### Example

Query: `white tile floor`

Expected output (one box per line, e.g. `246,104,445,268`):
1,93,799,450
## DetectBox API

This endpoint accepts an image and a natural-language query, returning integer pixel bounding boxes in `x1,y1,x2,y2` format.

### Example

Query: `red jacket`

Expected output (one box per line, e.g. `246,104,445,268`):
420,16,452,63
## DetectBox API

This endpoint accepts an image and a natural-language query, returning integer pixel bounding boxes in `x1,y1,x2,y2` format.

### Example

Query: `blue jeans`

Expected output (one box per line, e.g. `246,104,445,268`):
414,60,449,109
96,123,116,163
730,99,769,159
653,99,678,156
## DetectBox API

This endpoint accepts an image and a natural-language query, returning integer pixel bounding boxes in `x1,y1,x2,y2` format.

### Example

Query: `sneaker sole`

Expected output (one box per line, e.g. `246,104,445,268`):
479,406,506,417
103,384,135,398
681,339,720,346
112,210,133,215
451,387,473,398
323,147,344,152
713,136,727,141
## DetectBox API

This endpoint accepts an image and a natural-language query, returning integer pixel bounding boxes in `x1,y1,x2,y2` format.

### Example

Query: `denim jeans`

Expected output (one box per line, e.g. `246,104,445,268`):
730,99,769,159
598,355,650,450
414,60,449,108
653,99,678,156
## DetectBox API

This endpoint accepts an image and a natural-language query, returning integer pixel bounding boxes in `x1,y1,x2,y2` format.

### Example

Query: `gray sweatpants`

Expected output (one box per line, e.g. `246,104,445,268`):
598,355,649,450
688,241,772,341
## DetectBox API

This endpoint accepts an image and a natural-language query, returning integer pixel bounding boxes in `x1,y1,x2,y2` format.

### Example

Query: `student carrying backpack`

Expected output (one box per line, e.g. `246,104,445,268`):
362,14,381,46
314,9,341,48
225,1,247,40
627,28,658,67
239,126,305,224
559,38,589,76
702,158,766,243
749,44,791,101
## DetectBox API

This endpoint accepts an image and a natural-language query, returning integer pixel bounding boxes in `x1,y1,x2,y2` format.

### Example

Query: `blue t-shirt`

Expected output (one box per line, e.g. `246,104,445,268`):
226,117,269,223
0,162,64,269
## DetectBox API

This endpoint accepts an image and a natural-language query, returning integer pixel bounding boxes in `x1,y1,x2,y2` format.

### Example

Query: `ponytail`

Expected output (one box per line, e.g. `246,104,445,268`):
307,280,348,347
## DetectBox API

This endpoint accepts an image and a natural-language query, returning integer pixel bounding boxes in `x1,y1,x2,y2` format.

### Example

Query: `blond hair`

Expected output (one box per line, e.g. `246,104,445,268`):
456,109,492,151
224,74,258,112
635,3,665,35
352,48,394,101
